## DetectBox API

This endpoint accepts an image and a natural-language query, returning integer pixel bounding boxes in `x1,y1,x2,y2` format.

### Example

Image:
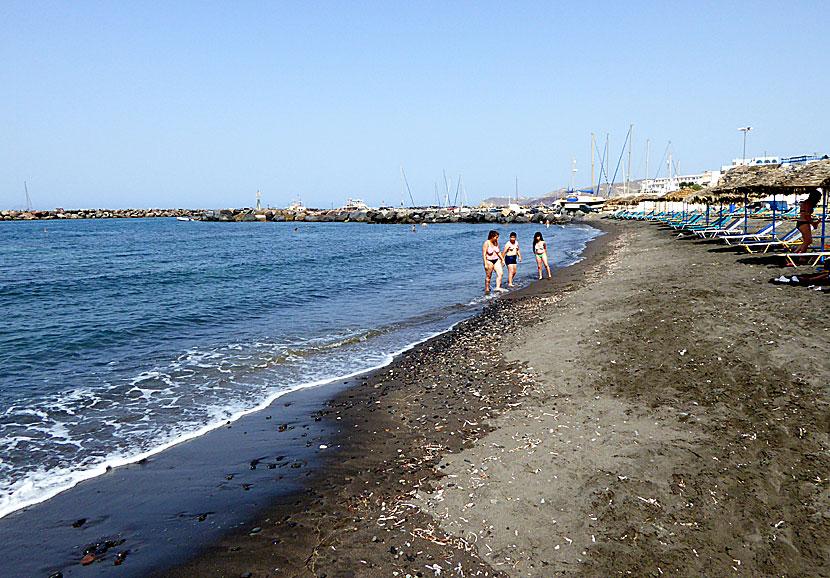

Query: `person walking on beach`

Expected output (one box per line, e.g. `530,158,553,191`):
503,231,522,287
794,190,821,259
533,232,552,279
483,230,505,293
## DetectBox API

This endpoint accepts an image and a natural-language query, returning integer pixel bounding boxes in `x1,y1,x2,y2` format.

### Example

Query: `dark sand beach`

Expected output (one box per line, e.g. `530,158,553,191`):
104,217,830,577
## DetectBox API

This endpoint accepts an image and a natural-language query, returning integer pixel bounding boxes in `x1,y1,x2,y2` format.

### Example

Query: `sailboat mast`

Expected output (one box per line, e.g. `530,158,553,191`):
24,181,33,211
515,176,518,204
459,170,464,209
591,133,595,195
627,124,633,196
571,157,577,193
400,165,405,207
645,138,650,192
668,140,673,190
605,133,609,197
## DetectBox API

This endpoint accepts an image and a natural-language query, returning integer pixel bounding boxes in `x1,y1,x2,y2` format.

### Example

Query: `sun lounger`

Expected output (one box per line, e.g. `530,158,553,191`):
784,252,830,267
670,215,705,229
693,218,742,238
720,223,776,244
683,215,730,231
740,228,802,253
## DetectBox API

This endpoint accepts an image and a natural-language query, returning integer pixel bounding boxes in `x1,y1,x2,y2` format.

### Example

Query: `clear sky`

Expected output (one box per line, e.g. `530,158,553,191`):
2,1,827,210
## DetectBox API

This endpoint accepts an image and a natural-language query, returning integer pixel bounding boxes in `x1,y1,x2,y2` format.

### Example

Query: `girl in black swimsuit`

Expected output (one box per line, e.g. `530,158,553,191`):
794,190,821,258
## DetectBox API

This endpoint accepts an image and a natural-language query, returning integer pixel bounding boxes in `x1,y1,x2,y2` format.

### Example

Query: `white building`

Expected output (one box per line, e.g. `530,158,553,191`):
640,171,722,195
721,154,826,172
721,156,782,172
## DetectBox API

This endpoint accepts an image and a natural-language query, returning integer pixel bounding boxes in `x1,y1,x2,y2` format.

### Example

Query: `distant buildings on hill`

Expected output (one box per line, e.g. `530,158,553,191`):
721,153,826,172
641,171,722,196
640,153,826,195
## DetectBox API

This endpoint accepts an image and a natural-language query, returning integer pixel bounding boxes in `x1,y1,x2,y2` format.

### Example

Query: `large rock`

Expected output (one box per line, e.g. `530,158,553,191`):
348,210,368,222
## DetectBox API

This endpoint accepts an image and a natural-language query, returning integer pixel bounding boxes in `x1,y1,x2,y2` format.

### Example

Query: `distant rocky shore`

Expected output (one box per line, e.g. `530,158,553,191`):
3,206,572,225
201,206,569,224
1,208,199,221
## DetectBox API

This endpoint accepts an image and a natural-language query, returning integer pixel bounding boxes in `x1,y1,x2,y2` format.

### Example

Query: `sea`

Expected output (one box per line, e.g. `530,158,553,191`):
0,218,599,530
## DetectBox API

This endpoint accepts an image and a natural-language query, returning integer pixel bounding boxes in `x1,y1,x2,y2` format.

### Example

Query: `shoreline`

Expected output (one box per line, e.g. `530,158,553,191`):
0,222,611,577
157,219,620,577
158,215,830,577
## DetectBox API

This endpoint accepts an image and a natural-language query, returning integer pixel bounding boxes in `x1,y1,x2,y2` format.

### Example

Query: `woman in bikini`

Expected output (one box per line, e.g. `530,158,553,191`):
503,232,522,287
482,230,505,293
532,232,551,279
794,190,821,259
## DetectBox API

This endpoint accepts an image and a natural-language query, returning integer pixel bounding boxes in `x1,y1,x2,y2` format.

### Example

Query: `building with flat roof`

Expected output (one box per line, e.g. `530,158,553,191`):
722,154,826,172
640,171,722,195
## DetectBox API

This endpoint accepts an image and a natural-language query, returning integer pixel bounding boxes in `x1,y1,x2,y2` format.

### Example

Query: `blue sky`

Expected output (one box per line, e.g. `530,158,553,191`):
1,1,827,210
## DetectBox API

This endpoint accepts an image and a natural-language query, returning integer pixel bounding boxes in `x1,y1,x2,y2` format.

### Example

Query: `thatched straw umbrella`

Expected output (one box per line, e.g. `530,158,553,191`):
777,158,830,192
698,164,790,233
607,195,639,206
657,189,699,224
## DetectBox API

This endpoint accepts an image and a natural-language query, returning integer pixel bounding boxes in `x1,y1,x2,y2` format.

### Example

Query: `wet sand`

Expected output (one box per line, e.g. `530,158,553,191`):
161,217,830,577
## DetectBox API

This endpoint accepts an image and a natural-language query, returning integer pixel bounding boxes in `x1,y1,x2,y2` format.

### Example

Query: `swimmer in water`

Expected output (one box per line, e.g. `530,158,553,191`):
482,230,505,293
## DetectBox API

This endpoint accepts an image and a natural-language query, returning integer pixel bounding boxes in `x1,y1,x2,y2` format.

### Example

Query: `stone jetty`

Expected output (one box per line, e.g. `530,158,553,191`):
200,206,569,225
2,206,574,225
0,208,200,221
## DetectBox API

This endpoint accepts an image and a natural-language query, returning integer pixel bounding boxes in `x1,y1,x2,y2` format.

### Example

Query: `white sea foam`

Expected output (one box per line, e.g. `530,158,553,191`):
0,323,455,521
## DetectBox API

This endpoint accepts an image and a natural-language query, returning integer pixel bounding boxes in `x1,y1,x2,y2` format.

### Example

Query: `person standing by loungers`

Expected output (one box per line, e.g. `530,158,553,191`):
533,232,552,279
503,231,522,287
794,190,821,258
482,230,505,293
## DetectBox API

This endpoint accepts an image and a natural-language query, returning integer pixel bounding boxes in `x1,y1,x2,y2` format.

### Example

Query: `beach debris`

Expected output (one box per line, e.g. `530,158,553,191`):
71,518,86,528
113,551,128,565
48,573,63,578
80,539,125,566
636,496,662,508
81,552,96,565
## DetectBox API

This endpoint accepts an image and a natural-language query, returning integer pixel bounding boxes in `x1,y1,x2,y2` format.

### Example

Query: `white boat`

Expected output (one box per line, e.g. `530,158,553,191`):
554,192,606,211
339,198,369,211
176,216,196,221
286,199,305,212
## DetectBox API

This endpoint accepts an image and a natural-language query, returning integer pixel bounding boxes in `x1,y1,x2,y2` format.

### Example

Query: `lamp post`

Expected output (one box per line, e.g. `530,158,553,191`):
738,126,752,233
738,126,752,165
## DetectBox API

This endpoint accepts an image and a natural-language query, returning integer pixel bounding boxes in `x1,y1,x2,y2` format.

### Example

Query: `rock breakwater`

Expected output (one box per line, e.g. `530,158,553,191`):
200,206,569,224
1,208,200,221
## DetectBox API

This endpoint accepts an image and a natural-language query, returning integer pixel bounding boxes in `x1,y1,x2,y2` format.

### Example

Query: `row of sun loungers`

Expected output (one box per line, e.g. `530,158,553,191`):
607,208,826,268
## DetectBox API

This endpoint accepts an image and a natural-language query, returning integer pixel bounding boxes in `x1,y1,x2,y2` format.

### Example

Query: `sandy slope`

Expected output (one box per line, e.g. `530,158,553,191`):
418,219,830,577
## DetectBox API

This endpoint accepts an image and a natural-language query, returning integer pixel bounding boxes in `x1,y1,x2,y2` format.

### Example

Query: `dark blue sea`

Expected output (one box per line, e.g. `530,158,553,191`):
0,217,599,520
